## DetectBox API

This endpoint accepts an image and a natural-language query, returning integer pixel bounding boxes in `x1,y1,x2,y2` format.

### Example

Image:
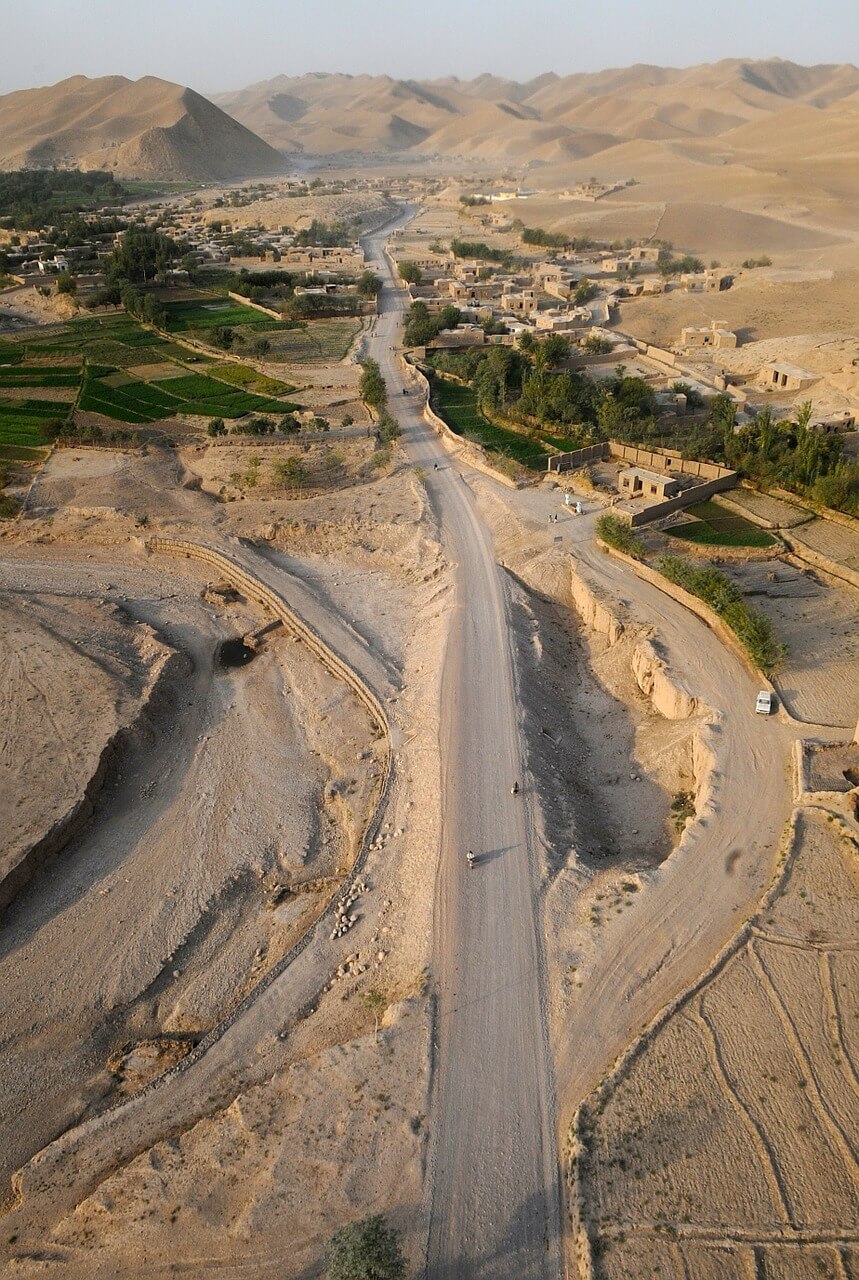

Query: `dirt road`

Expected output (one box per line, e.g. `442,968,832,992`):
363,215,563,1279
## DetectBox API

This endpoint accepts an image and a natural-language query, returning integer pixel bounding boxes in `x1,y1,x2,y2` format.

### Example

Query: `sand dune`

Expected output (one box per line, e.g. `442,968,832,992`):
0,75,285,180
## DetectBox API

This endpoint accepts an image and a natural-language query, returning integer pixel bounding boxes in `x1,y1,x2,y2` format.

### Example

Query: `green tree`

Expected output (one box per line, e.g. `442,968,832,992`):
55,272,77,295
111,228,176,283
210,325,235,351
361,989,388,1039
326,1214,406,1280
357,270,382,298
252,336,272,358
207,417,226,437
398,261,422,285
359,358,388,411
541,333,571,368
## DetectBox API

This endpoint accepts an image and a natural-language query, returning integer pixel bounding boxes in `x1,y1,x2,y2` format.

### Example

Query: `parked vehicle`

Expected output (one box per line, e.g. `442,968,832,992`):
755,690,773,715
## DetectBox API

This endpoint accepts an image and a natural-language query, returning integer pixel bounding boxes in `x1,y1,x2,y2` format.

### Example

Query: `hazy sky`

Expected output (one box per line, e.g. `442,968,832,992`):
1,0,857,95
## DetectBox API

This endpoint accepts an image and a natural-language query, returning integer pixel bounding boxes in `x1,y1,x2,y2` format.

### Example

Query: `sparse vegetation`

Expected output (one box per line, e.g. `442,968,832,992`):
671,790,696,830
657,555,786,673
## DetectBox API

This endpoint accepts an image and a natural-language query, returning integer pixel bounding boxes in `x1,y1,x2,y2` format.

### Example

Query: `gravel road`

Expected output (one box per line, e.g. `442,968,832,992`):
364,213,563,1280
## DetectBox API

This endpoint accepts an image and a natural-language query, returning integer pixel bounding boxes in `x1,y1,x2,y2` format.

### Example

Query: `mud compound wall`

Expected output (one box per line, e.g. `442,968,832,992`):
146,537,390,740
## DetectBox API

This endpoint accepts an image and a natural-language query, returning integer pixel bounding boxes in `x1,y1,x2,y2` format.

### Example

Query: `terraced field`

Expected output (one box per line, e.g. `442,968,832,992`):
262,316,363,364
575,807,859,1280
79,369,295,423
0,316,299,437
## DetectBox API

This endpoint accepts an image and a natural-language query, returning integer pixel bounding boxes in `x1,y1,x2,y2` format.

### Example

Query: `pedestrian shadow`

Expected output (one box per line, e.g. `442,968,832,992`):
470,843,515,866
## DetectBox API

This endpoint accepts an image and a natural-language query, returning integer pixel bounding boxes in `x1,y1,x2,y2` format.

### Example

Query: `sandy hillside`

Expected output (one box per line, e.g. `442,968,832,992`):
575,803,859,1279
214,59,859,167
613,278,859,346
0,75,285,181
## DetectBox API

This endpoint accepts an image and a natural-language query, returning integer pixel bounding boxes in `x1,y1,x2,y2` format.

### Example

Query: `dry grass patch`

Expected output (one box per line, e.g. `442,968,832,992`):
575,807,859,1279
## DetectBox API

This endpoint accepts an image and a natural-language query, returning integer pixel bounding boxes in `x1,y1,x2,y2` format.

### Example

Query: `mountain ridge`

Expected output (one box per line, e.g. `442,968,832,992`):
0,74,285,180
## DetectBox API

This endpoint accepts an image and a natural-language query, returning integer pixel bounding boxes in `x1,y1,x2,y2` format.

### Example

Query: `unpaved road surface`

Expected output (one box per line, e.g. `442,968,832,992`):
364,214,563,1279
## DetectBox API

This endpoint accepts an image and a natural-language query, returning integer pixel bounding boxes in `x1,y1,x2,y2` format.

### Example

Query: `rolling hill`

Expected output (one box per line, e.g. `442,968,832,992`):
213,58,859,163
0,75,286,181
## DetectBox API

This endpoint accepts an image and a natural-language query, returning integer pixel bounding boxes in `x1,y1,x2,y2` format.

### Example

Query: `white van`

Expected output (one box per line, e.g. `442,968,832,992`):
755,690,773,716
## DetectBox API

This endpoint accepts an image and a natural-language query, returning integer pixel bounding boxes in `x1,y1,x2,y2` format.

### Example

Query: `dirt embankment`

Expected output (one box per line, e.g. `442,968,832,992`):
0,594,178,914
0,440,451,1278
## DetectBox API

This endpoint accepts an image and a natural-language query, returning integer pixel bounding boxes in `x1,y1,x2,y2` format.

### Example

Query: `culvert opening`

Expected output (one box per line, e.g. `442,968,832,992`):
217,638,256,669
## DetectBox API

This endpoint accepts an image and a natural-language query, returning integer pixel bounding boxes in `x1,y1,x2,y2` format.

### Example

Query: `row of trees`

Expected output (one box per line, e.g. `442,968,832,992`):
0,168,127,231
358,359,401,444
449,237,513,266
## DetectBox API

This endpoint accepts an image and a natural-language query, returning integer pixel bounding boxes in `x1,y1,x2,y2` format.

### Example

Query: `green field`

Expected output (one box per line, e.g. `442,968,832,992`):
431,376,549,470
666,499,777,549
163,299,284,333
0,364,81,387
211,363,295,395
263,317,362,364
79,368,297,423
0,314,302,434
0,400,70,446
0,442,51,462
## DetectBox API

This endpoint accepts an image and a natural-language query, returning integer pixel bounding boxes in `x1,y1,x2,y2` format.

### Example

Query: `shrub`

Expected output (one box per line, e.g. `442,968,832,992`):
596,513,645,559
271,456,307,488
326,1214,406,1280
376,409,401,443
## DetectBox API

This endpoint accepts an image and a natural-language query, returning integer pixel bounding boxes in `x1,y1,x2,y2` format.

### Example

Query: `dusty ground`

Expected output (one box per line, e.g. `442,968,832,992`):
726,559,859,728
0,409,453,1277
202,190,394,233
2,195,858,1280
0,549,384,1192
574,804,859,1280
613,272,859,348
0,592,171,896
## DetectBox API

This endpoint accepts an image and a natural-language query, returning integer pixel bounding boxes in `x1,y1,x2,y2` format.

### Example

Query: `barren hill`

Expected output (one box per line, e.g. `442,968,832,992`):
213,59,859,161
0,75,286,181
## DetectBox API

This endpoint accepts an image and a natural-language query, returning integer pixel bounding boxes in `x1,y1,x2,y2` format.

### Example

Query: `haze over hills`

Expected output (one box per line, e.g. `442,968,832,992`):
213,58,859,161
0,75,286,181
